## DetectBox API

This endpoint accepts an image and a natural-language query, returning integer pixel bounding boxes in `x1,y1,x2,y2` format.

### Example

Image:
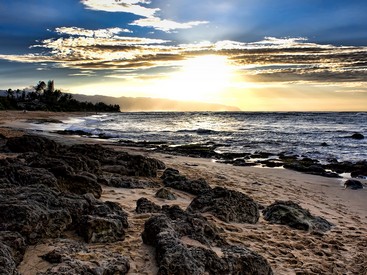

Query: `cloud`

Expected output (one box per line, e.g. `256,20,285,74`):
80,0,159,17
80,0,207,32
130,17,208,32
0,31,366,86
55,27,132,37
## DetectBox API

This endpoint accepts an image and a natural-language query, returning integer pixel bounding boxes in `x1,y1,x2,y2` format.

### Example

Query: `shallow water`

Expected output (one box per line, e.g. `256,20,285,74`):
34,112,367,163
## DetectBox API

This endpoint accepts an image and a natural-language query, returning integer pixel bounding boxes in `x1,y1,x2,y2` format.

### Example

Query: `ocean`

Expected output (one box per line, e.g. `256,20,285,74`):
36,112,367,163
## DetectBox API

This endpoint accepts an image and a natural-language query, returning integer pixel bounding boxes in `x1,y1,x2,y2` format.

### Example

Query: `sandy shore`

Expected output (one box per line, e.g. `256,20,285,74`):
1,111,367,274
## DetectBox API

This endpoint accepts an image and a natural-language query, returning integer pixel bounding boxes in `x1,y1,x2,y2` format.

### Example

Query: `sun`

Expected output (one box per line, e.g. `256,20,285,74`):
151,55,235,102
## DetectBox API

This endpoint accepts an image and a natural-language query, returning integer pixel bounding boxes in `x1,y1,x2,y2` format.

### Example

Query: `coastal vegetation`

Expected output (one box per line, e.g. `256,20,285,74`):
0,80,120,112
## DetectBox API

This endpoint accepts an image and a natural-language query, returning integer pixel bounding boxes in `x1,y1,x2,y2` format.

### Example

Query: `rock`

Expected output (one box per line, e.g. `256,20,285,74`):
344,179,363,190
59,174,102,198
0,231,26,265
142,205,272,275
78,215,126,243
0,242,17,275
350,133,364,140
136,198,162,214
142,205,224,247
161,168,211,195
263,201,333,232
283,161,340,178
321,142,329,146
187,187,260,224
155,188,177,200
39,239,130,275
0,187,73,243
6,134,58,153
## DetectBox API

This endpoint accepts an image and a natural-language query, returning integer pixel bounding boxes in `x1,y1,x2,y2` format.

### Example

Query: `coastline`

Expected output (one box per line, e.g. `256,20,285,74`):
1,111,366,274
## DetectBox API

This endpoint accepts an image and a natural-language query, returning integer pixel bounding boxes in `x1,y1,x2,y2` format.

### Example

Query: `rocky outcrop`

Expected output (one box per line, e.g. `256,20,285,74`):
155,188,177,200
142,205,272,275
0,135,169,272
6,134,59,153
263,201,333,232
187,187,260,224
136,198,162,214
161,168,211,195
344,179,363,190
39,239,130,275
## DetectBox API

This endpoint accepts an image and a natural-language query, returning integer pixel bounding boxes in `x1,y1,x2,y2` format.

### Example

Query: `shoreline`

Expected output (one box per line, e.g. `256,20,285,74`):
1,111,367,274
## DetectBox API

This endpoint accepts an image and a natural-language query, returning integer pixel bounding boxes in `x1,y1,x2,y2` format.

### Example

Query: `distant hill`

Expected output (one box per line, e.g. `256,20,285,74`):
72,94,241,112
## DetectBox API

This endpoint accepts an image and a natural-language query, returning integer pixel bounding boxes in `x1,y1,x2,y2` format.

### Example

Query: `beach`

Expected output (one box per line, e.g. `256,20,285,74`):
0,111,366,275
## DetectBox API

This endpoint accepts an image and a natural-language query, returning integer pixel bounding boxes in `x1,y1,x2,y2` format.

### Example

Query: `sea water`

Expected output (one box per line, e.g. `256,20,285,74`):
35,112,367,163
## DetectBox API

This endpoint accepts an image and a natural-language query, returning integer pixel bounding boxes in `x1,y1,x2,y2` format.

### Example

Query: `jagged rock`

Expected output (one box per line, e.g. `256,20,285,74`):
136,198,161,214
78,215,126,243
0,242,17,275
6,134,58,153
142,205,224,247
263,201,333,232
0,231,26,265
39,239,130,275
0,186,73,243
187,187,260,224
78,200,128,243
155,188,177,200
142,205,272,275
344,179,363,190
59,174,102,198
161,168,211,195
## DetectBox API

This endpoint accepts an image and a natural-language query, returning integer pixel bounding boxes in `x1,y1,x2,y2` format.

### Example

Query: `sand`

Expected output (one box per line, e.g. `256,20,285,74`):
1,110,367,275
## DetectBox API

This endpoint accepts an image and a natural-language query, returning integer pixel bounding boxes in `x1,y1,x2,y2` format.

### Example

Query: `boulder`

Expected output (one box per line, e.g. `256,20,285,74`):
155,188,177,200
136,198,162,214
78,215,126,243
263,201,333,232
142,205,272,275
161,168,211,195
344,179,363,190
350,133,364,140
59,174,102,198
187,187,260,224
6,134,58,153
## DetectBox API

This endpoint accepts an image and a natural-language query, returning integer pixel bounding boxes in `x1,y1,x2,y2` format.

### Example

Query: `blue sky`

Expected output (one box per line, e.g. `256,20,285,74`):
0,0,366,110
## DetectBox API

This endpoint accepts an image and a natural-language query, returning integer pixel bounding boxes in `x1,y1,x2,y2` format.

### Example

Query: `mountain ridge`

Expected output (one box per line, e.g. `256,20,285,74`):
72,94,241,112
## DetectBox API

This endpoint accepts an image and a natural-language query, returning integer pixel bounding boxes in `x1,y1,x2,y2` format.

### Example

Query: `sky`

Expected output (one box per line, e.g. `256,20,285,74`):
0,0,366,111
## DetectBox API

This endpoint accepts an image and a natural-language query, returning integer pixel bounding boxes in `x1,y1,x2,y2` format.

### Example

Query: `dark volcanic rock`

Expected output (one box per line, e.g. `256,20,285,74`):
283,162,340,178
187,187,260,224
0,231,26,265
78,215,126,243
60,174,102,198
39,239,130,275
136,198,162,214
161,168,211,195
143,205,224,247
263,201,333,232
0,242,17,275
350,133,364,140
142,205,272,275
155,188,177,200
344,179,363,190
6,134,58,153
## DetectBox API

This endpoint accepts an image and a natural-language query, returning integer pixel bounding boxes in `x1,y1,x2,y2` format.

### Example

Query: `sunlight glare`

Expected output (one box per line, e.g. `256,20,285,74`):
151,55,235,102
